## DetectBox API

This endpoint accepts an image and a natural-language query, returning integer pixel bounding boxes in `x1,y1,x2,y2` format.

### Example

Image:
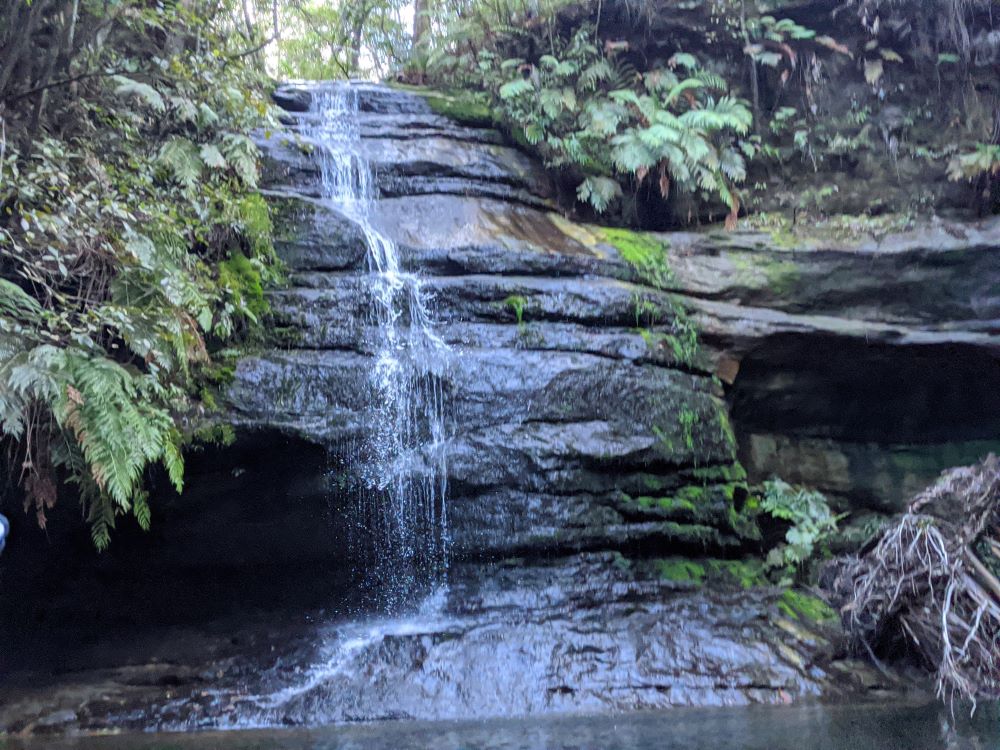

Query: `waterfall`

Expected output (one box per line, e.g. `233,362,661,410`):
305,83,451,610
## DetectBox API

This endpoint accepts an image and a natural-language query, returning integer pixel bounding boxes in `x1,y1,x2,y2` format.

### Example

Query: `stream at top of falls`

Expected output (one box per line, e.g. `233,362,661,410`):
304,82,451,611
10,702,1000,749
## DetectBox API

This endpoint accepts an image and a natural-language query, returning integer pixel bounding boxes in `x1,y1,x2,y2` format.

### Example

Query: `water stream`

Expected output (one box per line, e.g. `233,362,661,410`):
17,702,1000,749
304,83,451,609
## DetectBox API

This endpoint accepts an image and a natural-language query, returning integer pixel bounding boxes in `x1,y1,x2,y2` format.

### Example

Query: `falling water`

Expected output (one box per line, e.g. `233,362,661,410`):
305,83,451,610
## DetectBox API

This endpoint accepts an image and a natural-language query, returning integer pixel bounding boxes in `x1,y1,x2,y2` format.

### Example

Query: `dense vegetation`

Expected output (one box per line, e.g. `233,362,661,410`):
0,0,279,547
410,0,1000,224
1,0,997,548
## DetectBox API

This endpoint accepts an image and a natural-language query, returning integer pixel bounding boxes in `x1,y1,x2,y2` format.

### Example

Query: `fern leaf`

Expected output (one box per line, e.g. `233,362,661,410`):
0,278,44,324
499,78,534,99
719,147,747,182
113,75,165,112
539,54,559,70
200,144,228,170
133,492,152,531
664,78,704,106
197,102,220,128
88,496,116,551
220,133,259,186
169,96,199,123
163,434,185,493
158,137,203,189
669,53,698,70
576,176,621,212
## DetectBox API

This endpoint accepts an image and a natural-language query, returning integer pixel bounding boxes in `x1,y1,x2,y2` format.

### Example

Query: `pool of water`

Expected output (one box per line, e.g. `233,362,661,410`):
8,702,998,750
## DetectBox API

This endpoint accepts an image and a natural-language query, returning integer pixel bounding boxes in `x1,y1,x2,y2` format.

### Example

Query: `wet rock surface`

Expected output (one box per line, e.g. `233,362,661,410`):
237,83,751,567
249,82,1000,516
0,554,893,734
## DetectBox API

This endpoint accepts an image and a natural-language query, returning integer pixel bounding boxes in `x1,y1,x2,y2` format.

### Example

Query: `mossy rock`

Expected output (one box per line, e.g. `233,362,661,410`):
705,559,768,589
218,252,268,322
655,558,706,584
652,557,768,589
388,83,496,128
692,463,748,484
777,589,838,623
649,396,736,466
599,227,673,288
619,470,760,543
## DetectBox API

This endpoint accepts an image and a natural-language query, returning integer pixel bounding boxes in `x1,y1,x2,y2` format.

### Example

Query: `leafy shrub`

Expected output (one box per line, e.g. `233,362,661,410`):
761,479,843,585
948,143,1000,182
483,28,753,224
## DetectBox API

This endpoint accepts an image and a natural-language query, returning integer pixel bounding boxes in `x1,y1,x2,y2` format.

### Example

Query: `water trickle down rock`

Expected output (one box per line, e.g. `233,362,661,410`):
6,77,1000,734
296,84,451,608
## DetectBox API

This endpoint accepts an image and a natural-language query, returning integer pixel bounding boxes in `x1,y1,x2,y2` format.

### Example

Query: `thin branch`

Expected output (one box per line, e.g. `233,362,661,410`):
4,69,121,104
966,547,1000,603
224,34,277,63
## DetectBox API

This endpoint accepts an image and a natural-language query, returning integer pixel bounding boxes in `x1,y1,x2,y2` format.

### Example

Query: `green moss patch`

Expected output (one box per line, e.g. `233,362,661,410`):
654,557,767,589
656,559,706,584
706,559,768,589
218,252,268,323
692,463,748,484
778,589,838,623
599,227,673,288
388,83,495,127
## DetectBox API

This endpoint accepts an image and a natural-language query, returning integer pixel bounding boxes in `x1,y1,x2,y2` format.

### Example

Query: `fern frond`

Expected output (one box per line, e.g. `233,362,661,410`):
113,75,165,112
158,137,203,189
664,78,704,106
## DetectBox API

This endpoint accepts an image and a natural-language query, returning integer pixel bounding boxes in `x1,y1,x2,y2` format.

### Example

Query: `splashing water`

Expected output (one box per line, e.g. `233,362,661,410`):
305,83,451,609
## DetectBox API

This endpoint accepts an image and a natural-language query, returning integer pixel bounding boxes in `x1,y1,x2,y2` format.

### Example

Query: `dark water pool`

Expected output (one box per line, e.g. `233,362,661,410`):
7,702,1000,750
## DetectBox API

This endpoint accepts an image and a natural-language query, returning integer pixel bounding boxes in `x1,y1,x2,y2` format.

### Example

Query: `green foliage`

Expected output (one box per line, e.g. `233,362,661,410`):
273,0,411,80
218,253,269,327
655,557,767,589
657,558,706,584
631,293,700,368
0,0,278,546
761,479,843,585
386,86,498,127
947,144,1000,182
188,422,238,450
600,228,673,287
466,28,753,222
503,295,528,325
777,589,838,623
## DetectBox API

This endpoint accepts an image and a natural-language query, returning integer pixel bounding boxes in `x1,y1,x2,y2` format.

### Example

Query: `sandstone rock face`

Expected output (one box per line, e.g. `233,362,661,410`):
671,227,1000,512
173,81,879,723
239,83,750,566
248,82,1000,523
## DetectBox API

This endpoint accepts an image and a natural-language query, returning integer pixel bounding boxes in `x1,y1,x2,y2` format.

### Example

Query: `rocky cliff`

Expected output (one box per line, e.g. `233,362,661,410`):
2,80,998,733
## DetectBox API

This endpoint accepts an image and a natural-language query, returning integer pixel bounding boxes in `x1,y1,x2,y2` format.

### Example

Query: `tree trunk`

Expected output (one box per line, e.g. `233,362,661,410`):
349,18,364,72
413,0,429,48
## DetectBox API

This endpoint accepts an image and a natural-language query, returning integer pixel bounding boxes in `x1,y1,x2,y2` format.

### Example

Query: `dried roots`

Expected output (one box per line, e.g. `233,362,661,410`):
830,454,1000,707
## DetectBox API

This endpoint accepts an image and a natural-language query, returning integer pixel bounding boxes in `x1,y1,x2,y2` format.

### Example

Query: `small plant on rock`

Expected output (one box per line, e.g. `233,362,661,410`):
761,479,843,585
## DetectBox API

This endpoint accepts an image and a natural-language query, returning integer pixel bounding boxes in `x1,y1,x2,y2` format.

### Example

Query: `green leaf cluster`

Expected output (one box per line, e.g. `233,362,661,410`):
947,143,1000,182
468,28,753,221
760,479,843,585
